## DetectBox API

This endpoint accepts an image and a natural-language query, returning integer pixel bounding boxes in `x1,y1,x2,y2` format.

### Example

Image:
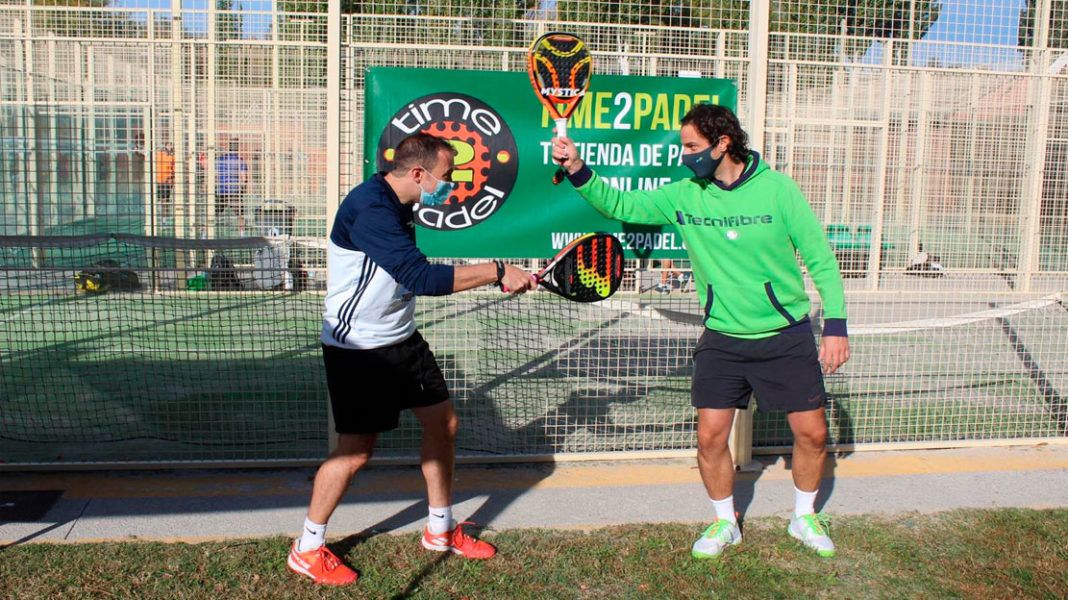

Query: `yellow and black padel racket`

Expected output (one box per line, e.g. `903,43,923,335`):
535,233,623,303
527,31,592,185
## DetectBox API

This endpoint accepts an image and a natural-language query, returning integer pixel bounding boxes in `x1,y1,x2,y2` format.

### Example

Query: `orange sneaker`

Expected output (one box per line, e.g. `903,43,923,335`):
286,540,358,585
421,522,497,559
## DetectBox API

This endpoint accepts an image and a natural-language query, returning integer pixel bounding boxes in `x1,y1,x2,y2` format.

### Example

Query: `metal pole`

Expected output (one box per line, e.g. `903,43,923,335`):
908,71,930,258
841,72,856,225
106,54,117,210
146,28,157,241
907,0,917,45
72,42,84,223
261,87,271,200
85,44,97,219
206,1,218,238
326,0,342,453
343,25,354,192
271,7,281,204
143,100,154,236
186,44,196,243
964,75,980,243
746,0,770,154
1034,0,1051,49
823,71,838,225
894,72,912,227
715,31,725,79
1019,0,1054,290
170,0,184,239
730,0,771,469
23,8,40,256
867,41,892,289
783,62,797,178
47,39,57,230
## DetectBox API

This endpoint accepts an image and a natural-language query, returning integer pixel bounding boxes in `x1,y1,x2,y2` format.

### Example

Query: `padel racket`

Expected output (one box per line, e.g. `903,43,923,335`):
536,233,623,302
527,31,592,184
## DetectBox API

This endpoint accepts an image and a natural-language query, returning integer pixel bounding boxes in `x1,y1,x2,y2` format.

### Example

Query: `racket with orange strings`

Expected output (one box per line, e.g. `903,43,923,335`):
527,32,593,185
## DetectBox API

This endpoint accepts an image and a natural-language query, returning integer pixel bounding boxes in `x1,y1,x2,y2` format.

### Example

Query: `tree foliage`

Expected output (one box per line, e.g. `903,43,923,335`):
216,0,245,42
33,0,109,6
29,0,129,38
1018,0,1068,51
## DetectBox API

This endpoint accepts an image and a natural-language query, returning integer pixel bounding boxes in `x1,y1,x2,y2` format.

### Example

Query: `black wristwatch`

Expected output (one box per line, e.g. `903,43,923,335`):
493,259,506,289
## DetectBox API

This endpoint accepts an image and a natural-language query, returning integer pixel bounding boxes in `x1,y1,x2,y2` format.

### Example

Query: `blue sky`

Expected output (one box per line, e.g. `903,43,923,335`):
860,0,1026,70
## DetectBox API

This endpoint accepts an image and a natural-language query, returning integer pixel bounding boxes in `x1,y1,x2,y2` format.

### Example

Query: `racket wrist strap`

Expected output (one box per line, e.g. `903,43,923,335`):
493,259,506,288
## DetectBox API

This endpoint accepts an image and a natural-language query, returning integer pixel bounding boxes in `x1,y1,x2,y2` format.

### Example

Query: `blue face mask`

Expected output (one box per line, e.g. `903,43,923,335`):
418,170,455,207
681,146,723,180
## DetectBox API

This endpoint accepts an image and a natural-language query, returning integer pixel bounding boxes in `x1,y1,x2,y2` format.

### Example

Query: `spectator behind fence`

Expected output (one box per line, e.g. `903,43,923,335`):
155,142,175,218
216,139,249,226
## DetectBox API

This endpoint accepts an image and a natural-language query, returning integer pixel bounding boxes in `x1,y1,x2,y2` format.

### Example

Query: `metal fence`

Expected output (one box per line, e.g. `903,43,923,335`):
1,0,1066,466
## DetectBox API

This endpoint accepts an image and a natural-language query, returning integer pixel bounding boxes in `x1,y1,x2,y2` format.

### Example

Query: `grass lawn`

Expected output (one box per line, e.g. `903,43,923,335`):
2,509,1066,599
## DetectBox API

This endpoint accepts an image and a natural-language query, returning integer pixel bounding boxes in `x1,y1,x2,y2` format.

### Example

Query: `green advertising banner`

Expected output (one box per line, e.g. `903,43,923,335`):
364,67,737,259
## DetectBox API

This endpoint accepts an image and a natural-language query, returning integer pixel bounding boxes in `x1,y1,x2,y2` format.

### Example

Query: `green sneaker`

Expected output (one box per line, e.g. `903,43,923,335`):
691,518,742,560
788,512,835,557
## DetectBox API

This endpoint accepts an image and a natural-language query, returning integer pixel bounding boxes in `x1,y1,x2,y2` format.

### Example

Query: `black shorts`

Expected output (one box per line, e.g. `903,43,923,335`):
691,329,826,413
322,331,449,434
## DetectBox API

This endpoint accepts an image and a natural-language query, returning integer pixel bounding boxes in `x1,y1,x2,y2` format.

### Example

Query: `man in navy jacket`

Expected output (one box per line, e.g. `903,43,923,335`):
288,132,535,585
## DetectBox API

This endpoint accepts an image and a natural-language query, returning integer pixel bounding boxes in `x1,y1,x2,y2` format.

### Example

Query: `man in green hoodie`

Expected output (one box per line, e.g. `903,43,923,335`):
552,103,850,559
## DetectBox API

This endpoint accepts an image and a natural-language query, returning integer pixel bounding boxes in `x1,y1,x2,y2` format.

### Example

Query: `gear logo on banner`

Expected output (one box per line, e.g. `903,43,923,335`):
377,92,519,231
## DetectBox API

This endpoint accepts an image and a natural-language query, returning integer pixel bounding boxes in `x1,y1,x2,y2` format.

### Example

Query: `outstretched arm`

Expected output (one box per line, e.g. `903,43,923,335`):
349,204,532,296
551,136,679,226
453,262,534,294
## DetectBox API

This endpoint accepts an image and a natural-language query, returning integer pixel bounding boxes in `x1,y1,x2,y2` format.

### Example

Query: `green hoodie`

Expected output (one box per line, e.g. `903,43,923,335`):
571,154,847,339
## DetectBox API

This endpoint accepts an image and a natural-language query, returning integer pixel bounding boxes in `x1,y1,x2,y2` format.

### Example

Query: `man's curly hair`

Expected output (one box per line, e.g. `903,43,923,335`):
680,103,750,163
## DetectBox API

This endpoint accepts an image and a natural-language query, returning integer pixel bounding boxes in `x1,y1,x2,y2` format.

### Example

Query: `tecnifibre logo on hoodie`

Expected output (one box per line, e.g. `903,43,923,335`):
675,211,773,228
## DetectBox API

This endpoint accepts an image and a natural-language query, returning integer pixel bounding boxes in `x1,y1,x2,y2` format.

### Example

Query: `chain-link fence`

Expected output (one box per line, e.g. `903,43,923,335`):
1,0,1066,466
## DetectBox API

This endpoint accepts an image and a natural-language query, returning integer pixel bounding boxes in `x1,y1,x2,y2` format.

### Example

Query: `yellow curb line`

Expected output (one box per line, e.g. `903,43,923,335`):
2,447,1066,498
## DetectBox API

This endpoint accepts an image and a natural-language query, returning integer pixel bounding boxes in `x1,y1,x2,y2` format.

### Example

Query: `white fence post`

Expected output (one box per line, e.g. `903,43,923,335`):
1019,0,1054,291
326,0,342,454
730,0,771,469
866,40,893,289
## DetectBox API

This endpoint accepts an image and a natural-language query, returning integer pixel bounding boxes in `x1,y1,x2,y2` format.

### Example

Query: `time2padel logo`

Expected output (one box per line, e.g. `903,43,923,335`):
377,93,518,231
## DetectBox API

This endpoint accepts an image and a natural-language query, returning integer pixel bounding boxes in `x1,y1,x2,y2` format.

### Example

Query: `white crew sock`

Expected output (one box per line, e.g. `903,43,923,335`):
297,517,326,552
428,505,454,534
794,486,818,518
710,495,737,523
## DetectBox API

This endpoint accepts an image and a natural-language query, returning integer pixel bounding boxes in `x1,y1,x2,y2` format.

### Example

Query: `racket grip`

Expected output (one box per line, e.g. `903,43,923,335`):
553,118,568,184
552,167,566,186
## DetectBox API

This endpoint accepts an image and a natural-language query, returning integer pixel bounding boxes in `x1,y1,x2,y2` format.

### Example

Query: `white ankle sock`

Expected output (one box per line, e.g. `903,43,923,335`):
428,505,454,534
298,517,326,552
794,486,818,518
710,495,737,523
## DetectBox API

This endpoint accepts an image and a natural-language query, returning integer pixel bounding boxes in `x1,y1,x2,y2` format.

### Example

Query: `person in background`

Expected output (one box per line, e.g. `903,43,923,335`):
155,142,175,219
216,139,249,227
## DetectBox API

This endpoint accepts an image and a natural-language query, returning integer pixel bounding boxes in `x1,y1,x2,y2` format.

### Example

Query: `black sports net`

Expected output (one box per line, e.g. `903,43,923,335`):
0,234,327,463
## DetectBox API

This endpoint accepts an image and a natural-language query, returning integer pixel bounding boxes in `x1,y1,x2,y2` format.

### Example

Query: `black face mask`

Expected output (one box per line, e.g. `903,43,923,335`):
681,146,723,179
